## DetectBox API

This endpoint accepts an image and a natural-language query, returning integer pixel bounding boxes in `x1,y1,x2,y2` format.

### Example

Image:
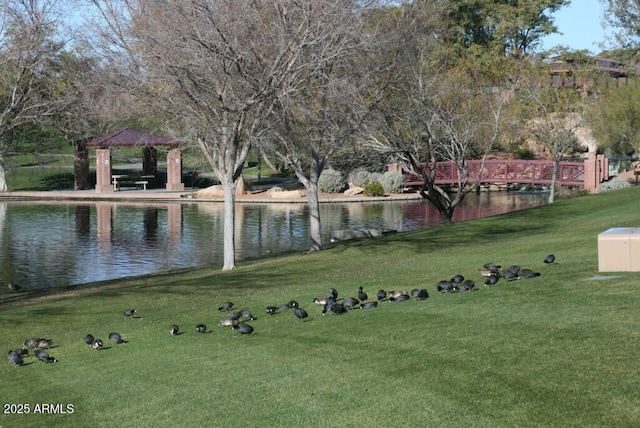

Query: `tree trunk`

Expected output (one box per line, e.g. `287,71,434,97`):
307,179,322,252
0,155,7,192
549,159,558,204
222,177,237,270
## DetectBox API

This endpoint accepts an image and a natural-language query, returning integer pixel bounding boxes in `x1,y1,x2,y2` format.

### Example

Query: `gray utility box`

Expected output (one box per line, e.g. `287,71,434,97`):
598,228,640,272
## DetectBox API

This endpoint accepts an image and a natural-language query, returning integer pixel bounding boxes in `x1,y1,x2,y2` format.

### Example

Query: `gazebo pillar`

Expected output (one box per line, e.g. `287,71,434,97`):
142,147,158,188
166,148,184,191
95,148,113,192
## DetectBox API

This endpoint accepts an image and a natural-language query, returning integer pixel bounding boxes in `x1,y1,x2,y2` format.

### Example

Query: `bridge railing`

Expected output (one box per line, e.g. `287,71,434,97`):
404,159,586,188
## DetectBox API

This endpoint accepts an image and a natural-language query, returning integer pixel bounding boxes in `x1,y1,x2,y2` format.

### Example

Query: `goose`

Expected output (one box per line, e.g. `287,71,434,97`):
91,339,103,350
358,286,368,302
218,318,234,327
195,324,207,333
8,350,24,366
23,338,42,349
389,294,410,302
169,325,180,335
388,290,409,299
218,302,234,311
232,323,254,336
35,350,57,363
313,296,328,305
109,332,127,344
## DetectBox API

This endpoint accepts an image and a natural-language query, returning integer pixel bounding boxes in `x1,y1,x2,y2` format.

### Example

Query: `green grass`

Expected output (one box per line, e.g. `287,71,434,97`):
2,188,640,427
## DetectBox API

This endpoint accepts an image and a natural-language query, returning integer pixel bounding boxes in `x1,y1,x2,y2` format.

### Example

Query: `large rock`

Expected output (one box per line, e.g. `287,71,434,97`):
330,228,384,242
270,189,305,199
344,186,364,196
195,185,225,198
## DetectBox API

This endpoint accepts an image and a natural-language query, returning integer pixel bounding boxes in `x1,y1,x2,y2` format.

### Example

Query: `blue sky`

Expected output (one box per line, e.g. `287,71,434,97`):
541,0,612,53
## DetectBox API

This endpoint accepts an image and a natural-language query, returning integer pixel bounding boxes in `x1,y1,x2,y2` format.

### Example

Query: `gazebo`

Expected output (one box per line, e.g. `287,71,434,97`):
73,128,185,192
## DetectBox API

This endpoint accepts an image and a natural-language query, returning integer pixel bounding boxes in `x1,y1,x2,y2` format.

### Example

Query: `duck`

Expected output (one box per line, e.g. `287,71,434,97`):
8,350,24,366
35,350,57,363
169,325,180,335
232,323,254,336
218,302,234,311
84,334,95,346
358,286,368,302
543,254,556,264
195,324,207,333
109,332,127,344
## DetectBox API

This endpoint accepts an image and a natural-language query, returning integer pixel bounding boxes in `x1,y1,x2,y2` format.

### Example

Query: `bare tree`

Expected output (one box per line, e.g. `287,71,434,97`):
259,0,388,252
0,0,70,191
90,0,359,268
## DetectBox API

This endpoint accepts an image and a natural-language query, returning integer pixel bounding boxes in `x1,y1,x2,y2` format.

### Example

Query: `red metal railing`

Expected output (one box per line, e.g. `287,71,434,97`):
404,159,585,188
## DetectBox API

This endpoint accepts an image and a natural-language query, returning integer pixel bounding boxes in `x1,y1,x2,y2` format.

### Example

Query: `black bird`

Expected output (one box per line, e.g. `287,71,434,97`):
12,348,28,358
84,334,95,346
330,302,347,314
437,280,454,293
376,289,387,301
232,323,254,336
502,270,519,281
358,286,368,302
484,275,499,286
7,282,22,292
460,279,476,291
91,339,103,350
328,287,338,300
544,254,556,264
239,310,256,321
520,268,541,278
412,289,429,300
483,262,501,273
8,350,24,366
342,297,360,310
389,290,409,299
35,350,57,363
169,325,180,335
360,301,378,309
124,308,136,318
322,297,337,315
225,312,241,321
195,324,207,333
507,265,521,275
451,274,464,284
218,302,234,311
293,306,309,322
109,332,127,344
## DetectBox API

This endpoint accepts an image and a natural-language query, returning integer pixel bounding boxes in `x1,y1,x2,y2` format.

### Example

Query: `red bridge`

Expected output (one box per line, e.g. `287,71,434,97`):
402,156,609,192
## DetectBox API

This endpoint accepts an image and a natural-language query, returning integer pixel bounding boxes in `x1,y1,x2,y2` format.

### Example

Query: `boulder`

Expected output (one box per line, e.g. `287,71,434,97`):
270,189,305,199
195,185,225,198
344,186,364,196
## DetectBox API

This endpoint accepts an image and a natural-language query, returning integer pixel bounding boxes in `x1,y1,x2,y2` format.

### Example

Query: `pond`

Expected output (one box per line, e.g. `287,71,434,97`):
0,191,548,293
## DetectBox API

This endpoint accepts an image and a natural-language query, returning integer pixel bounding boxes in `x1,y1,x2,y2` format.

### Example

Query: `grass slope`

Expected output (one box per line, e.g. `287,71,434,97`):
1,188,640,427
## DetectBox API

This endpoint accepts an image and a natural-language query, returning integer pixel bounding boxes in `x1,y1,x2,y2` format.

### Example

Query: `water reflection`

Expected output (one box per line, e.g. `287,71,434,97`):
0,192,547,292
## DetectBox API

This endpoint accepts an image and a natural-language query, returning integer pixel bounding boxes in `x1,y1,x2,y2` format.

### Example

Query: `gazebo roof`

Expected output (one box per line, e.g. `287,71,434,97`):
82,128,183,148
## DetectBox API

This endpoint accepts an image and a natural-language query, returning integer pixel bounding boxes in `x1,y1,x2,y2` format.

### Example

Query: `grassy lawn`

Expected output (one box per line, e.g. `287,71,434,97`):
1,187,640,427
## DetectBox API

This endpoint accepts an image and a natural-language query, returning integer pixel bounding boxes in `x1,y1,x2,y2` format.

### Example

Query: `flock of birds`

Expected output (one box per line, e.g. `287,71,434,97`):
6,254,556,367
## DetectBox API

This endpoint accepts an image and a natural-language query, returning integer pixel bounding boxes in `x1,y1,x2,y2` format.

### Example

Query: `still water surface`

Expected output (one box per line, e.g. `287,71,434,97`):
0,192,548,292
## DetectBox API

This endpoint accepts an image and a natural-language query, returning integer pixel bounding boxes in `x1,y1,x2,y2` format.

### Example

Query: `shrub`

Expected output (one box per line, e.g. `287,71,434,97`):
363,181,385,197
379,171,405,194
347,169,373,187
318,168,346,193
599,176,632,192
